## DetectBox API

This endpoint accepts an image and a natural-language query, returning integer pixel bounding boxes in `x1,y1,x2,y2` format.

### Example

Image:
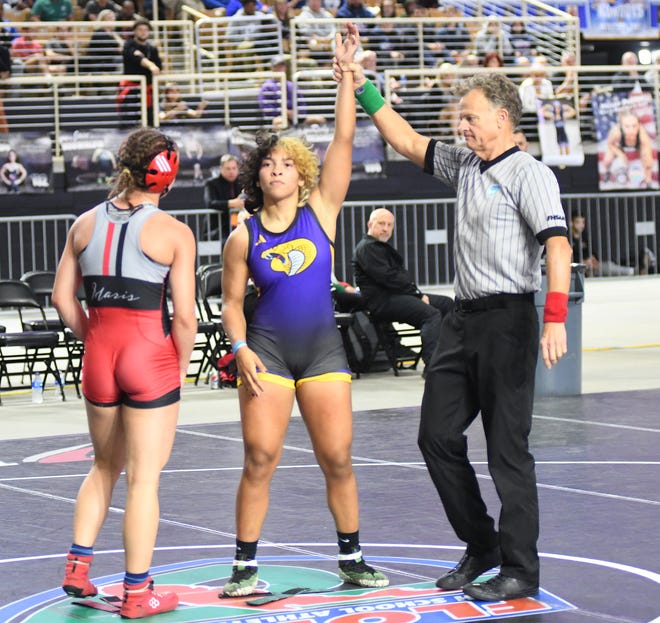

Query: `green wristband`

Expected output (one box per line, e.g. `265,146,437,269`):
355,80,385,116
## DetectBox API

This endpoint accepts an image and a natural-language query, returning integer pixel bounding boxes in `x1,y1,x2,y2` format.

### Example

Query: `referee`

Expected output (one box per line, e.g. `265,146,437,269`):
335,60,572,601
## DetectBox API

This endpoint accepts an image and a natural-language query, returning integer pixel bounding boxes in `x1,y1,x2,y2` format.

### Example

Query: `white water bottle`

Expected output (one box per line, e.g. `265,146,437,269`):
31,372,44,404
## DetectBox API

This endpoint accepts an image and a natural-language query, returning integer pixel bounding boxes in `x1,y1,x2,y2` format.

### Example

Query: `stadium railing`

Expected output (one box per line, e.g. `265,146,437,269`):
2,196,657,284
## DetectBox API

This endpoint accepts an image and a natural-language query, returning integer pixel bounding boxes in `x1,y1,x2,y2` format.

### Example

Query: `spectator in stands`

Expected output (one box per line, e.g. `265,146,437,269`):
159,83,208,122
117,0,138,20
352,207,453,366
459,51,480,69
84,0,121,19
401,0,424,17
10,27,47,75
294,0,336,66
554,50,577,97
0,149,28,192
434,5,470,64
374,0,396,19
82,8,123,85
473,20,512,63
336,0,373,17
644,50,660,86
336,0,374,34
272,0,291,49
203,153,245,242
227,0,274,69
482,51,503,68
571,212,633,277
118,18,162,127
162,0,184,19
258,53,325,128
357,49,403,106
508,20,533,63
3,0,31,21
432,62,460,143
0,5,18,44
395,0,431,65
518,61,553,113
369,1,409,68
44,26,75,74
611,50,648,94
513,127,529,151
421,17,448,67
220,0,266,16
31,0,73,20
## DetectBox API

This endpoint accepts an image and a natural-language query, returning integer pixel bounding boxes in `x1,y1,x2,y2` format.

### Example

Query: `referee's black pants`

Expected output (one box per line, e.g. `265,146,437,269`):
418,296,540,584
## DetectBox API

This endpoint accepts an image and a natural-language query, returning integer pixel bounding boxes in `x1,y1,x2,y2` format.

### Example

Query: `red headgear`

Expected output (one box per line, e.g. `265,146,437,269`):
144,137,179,195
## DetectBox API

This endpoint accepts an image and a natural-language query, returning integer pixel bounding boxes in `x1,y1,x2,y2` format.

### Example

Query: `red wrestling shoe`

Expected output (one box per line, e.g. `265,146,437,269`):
119,577,179,619
62,553,98,597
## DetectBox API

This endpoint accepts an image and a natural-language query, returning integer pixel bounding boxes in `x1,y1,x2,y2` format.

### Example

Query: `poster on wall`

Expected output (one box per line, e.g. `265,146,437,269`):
0,134,53,195
226,120,385,179
60,126,231,191
536,97,585,168
592,90,659,191
295,120,385,178
583,0,658,39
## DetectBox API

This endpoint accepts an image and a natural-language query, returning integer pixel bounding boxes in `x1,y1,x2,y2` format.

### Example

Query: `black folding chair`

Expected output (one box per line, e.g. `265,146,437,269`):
0,280,65,404
189,264,228,385
20,271,84,398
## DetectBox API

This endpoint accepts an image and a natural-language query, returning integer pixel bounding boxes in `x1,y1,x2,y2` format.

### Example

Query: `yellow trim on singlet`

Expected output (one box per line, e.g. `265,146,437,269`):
237,372,295,389
296,371,352,387
237,371,352,390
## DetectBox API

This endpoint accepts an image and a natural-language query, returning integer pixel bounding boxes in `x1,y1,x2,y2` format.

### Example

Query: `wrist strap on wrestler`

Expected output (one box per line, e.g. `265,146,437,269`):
543,291,568,323
354,79,385,116
232,340,247,355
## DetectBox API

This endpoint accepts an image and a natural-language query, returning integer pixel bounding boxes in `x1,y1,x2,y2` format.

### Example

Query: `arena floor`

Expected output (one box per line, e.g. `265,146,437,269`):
0,276,658,623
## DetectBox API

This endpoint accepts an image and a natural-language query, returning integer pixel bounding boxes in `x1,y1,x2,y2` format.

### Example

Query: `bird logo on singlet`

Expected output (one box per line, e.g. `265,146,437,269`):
261,238,317,276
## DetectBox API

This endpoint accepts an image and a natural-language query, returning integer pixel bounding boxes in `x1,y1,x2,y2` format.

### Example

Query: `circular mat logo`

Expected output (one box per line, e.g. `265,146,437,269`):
2,556,574,623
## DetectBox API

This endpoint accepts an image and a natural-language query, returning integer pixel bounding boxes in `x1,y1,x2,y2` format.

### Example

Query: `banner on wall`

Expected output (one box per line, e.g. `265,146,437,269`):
583,0,658,39
592,89,659,191
0,134,53,195
536,97,585,168
61,126,231,191
227,120,385,178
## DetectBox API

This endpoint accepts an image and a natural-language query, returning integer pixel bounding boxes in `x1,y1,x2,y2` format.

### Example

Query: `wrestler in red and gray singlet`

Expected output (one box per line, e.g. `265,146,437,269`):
78,201,180,408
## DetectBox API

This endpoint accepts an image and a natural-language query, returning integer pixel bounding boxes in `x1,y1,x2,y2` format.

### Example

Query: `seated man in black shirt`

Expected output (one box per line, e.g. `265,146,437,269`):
203,154,245,243
352,208,453,365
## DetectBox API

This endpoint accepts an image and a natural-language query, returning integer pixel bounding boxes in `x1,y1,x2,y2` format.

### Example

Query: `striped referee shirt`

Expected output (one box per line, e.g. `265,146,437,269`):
424,140,567,300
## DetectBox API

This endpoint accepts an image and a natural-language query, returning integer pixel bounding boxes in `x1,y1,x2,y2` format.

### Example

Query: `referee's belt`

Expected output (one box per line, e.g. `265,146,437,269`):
454,292,534,313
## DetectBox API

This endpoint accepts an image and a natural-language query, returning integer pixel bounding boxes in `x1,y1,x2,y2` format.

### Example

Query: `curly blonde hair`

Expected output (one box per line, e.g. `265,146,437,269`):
240,129,320,213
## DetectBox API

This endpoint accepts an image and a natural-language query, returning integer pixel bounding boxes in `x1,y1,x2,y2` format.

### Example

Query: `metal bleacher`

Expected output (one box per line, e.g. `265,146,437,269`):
0,0,656,151
0,0,582,140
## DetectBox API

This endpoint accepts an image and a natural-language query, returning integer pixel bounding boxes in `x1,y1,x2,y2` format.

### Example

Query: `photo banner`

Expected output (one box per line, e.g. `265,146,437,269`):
584,0,657,39
592,90,659,191
536,97,585,168
0,134,53,195
226,120,385,179
61,126,231,191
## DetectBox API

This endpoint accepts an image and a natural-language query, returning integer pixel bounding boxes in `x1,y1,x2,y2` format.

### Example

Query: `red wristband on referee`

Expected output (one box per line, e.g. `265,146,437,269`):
544,291,569,323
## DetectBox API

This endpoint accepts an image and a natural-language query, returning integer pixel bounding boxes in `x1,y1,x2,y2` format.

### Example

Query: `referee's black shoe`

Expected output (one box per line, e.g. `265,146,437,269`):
463,573,539,601
435,549,501,590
